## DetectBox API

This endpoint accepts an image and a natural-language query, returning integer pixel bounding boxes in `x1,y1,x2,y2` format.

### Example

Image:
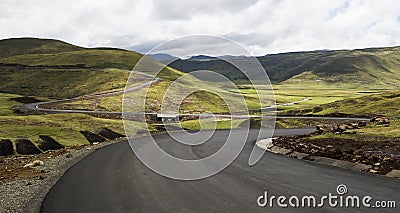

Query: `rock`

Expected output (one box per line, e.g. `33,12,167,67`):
288,151,309,159
0,139,14,156
315,125,326,134
338,124,349,131
358,121,367,127
315,125,336,134
79,131,106,143
269,146,292,155
15,138,41,155
23,160,44,168
95,128,125,140
349,123,359,128
38,135,64,151
66,153,73,158
383,156,391,161
325,148,343,159
256,138,274,150
371,117,390,125
369,169,378,174
386,170,400,178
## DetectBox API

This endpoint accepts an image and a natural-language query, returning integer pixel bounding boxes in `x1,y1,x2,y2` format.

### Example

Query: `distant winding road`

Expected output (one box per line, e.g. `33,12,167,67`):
41,129,399,212
18,77,160,115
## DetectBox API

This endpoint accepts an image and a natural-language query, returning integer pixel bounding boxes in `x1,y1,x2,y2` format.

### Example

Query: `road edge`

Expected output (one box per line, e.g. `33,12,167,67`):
256,138,400,180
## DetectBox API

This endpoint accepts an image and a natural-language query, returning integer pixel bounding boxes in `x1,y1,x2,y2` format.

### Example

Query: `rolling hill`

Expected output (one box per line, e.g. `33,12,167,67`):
0,38,182,98
168,47,400,88
0,38,83,57
0,38,261,114
0,38,144,69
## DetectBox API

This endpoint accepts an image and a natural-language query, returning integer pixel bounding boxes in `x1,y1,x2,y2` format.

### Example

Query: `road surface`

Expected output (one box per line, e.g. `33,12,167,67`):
41,128,399,212
18,78,160,115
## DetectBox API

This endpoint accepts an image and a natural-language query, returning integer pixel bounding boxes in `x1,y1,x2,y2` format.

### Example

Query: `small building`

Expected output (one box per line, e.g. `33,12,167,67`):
156,114,179,123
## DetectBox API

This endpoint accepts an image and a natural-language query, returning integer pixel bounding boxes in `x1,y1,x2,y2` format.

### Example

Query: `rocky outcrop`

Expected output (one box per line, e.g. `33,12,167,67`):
95,128,125,140
79,131,106,143
0,139,14,156
15,138,42,155
38,135,64,151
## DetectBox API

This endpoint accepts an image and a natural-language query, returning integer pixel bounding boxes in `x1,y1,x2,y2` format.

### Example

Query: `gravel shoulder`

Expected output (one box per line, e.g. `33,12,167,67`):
0,139,126,213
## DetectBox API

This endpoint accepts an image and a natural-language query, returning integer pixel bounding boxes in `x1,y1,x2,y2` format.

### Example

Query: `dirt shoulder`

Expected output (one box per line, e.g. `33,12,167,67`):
273,119,400,175
0,139,125,213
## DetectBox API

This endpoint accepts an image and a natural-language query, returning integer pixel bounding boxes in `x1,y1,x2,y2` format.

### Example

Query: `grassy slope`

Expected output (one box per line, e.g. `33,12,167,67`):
169,47,400,88
0,93,145,146
0,37,145,69
0,38,166,99
0,113,135,147
298,90,400,117
0,37,83,57
0,49,143,69
0,66,130,98
266,47,400,89
0,93,21,116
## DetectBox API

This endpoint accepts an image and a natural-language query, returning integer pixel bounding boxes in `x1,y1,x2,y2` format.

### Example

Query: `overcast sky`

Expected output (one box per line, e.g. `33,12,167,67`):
1,0,400,56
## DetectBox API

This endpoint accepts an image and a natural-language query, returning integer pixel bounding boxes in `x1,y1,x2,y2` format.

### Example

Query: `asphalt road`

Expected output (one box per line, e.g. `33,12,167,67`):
18,78,159,115
41,128,399,212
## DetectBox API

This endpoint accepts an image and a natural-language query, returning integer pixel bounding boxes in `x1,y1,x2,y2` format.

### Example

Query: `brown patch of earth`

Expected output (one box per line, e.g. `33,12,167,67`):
273,135,400,175
0,145,85,186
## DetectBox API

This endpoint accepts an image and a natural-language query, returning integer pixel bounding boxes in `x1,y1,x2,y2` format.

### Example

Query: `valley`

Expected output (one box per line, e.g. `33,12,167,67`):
0,37,398,181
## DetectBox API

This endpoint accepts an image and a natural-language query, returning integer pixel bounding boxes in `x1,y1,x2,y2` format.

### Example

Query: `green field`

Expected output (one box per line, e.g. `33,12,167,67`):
287,90,400,117
0,92,143,147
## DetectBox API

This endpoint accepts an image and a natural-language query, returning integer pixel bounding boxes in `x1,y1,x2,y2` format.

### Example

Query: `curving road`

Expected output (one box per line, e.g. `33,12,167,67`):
41,129,399,212
17,76,370,122
18,77,160,115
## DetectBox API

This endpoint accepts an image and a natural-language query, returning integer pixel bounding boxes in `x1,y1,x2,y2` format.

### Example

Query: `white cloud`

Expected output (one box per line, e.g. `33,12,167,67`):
0,0,399,55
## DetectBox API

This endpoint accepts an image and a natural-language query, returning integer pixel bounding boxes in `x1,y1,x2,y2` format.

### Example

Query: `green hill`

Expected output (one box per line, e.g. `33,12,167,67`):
0,65,131,98
0,38,144,69
0,37,83,57
0,38,181,98
168,47,400,88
